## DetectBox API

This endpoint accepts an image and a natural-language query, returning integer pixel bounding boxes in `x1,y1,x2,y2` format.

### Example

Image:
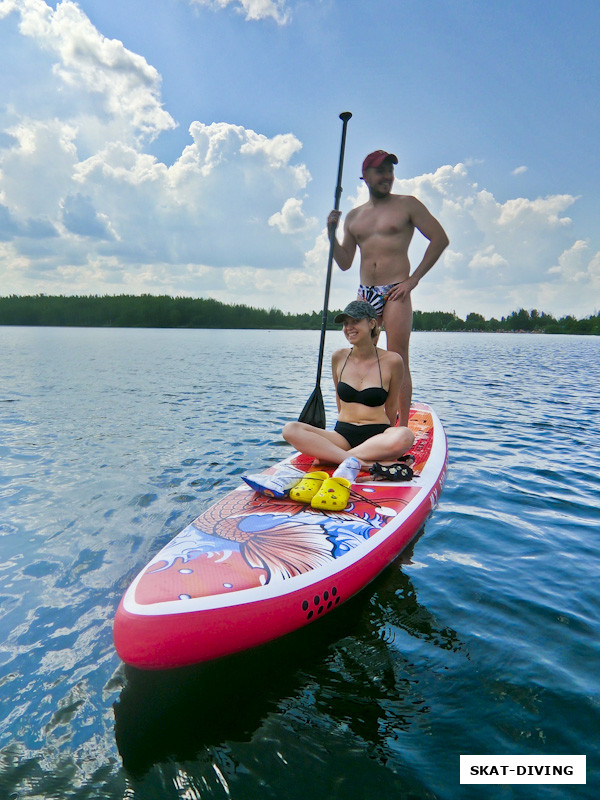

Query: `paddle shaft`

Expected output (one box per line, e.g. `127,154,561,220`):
313,111,352,387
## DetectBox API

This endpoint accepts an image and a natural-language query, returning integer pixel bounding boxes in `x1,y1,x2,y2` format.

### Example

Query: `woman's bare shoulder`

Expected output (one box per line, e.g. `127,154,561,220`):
332,347,351,363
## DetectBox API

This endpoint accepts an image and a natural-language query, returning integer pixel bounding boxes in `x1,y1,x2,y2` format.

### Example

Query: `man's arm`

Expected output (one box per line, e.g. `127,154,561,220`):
327,210,357,271
387,197,448,302
384,352,404,424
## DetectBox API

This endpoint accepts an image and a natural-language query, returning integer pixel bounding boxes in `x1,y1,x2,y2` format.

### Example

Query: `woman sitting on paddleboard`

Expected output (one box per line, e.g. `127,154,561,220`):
282,299,414,470
243,300,415,509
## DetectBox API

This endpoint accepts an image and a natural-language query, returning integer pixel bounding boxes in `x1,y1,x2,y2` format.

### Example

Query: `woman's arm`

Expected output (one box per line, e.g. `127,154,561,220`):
331,349,346,414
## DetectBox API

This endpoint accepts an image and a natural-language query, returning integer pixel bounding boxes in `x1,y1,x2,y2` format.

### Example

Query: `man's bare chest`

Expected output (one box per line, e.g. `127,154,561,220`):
350,204,412,244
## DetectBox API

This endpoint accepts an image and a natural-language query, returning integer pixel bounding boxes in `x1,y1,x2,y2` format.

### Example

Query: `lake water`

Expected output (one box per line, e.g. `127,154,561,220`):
0,326,599,799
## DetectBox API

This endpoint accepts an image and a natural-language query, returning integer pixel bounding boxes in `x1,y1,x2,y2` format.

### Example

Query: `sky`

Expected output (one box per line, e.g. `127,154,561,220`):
1,0,599,319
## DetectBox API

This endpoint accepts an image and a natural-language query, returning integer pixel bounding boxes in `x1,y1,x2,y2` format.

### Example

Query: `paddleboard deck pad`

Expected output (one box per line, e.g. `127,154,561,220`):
113,403,447,669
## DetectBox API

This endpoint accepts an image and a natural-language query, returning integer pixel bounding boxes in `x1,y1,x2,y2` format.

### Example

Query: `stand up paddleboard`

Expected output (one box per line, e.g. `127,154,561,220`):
113,403,447,670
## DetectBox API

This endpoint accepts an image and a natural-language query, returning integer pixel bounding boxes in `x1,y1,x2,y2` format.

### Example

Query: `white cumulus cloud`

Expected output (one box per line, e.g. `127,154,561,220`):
189,0,290,25
3,0,175,144
0,2,317,300
0,1,597,319
269,198,317,234
334,163,596,318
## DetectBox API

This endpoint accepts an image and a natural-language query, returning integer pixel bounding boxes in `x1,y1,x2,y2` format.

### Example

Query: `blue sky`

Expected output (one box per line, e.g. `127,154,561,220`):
1,0,598,318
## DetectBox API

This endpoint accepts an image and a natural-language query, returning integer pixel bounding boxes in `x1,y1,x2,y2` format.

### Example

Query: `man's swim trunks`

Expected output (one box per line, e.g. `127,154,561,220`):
357,283,400,317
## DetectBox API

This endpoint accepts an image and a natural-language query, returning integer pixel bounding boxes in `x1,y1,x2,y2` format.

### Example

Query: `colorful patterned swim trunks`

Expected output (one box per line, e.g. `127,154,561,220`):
357,283,400,317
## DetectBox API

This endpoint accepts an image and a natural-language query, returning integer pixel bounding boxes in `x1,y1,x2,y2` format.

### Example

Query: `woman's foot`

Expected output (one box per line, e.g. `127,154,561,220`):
333,457,361,483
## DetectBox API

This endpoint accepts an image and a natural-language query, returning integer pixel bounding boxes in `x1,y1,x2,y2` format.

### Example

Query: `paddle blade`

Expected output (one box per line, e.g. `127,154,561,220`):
298,387,326,429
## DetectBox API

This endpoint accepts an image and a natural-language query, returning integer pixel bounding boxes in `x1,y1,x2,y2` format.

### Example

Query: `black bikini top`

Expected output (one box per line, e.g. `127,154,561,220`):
337,348,389,407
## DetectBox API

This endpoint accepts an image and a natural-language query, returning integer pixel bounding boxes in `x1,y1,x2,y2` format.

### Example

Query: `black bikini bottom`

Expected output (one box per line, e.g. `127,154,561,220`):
334,421,390,449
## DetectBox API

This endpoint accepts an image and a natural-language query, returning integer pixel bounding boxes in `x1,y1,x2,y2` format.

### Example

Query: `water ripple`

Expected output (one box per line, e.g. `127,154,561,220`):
0,328,598,800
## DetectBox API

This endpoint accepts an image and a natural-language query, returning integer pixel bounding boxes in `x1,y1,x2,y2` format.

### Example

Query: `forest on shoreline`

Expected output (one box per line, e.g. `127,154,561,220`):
1,294,599,335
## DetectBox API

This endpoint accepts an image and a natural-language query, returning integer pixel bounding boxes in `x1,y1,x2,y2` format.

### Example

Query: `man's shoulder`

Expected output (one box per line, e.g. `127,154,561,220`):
388,194,429,222
345,204,363,219
352,193,419,210
390,193,420,205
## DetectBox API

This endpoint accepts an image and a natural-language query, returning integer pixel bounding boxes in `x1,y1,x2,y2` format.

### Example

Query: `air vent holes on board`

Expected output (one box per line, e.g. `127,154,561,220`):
301,586,341,620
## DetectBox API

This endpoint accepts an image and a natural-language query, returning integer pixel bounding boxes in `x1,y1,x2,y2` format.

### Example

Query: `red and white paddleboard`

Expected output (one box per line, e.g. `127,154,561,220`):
113,403,447,670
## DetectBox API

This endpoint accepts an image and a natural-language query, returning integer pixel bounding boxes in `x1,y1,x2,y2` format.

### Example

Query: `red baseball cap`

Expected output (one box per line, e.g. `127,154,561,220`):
361,150,398,175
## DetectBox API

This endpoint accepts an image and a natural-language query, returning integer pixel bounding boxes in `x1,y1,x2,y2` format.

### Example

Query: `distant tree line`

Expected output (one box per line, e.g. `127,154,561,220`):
0,294,598,335
0,294,326,330
412,308,600,335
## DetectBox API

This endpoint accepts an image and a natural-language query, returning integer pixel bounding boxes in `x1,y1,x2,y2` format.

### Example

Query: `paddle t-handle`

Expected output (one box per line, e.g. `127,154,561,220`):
333,112,352,212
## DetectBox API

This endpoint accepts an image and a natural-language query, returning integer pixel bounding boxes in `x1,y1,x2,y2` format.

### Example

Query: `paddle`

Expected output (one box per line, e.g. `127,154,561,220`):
298,111,352,429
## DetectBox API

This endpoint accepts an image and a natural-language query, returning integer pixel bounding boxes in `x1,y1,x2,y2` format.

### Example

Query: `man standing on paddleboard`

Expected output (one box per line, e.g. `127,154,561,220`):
328,150,449,426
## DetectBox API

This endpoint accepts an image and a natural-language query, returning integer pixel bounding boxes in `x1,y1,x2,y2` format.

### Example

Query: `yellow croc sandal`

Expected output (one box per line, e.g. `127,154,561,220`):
289,471,330,504
310,476,351,511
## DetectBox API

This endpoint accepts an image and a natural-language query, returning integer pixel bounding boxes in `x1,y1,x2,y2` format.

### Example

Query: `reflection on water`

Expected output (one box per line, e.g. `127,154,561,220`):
1,328,599,799
114,539,465,798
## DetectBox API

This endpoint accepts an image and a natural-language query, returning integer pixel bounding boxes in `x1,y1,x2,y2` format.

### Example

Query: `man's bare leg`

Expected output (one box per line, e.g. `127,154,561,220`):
382,294,413,426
